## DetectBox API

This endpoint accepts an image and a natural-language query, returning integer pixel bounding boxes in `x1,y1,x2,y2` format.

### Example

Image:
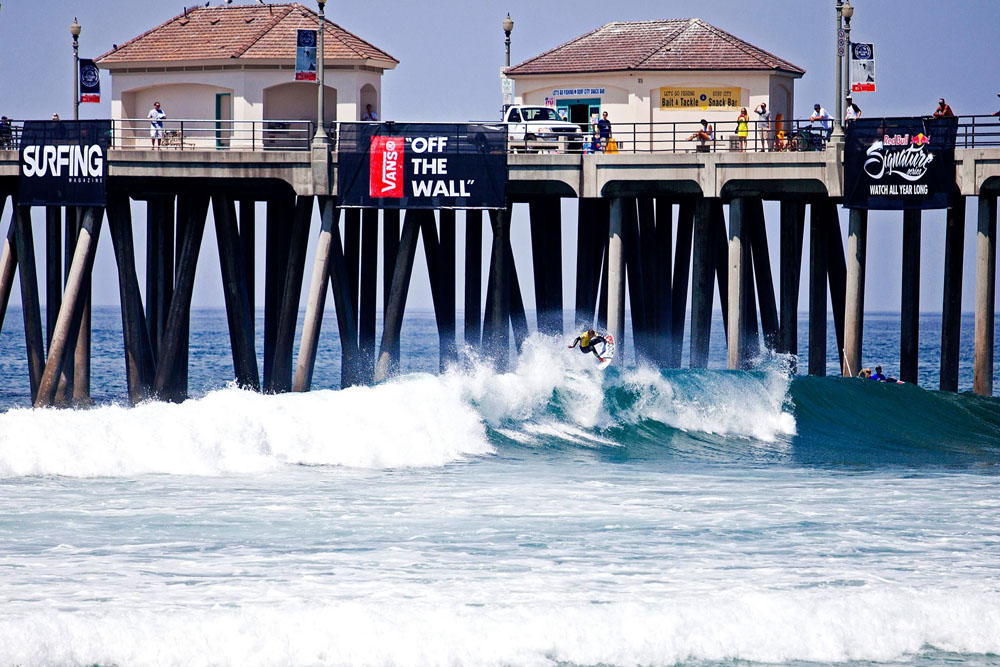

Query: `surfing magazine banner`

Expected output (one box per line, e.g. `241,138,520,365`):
337,123,508,209
294,29,317,81
79,58,101,103
844,117,958,210
850,43,876,93
18,120,110,206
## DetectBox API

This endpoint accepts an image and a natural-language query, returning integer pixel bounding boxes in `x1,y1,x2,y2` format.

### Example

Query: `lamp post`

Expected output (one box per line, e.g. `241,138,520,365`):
842,1,854,102
502,13,513,68
831,1,849,142
313,0,328,145
70,17,81,120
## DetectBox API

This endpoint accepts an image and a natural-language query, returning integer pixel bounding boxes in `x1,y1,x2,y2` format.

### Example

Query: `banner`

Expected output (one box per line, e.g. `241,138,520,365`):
844,117,958,210
295,29,317,82
850,43,876,93
659,86,742,110
19,120,111,206
337,123,508,209
79,58,101,103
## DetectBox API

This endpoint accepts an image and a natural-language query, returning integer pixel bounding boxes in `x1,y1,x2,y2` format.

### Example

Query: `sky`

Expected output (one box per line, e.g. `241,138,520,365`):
0,0,998,318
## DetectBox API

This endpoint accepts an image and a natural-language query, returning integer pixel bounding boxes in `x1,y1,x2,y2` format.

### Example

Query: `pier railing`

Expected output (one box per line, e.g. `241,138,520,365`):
109,118,317,151
1,115,998,154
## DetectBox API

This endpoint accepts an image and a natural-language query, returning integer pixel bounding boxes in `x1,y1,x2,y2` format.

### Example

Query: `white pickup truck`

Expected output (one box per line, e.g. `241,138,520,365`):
502,105,583,152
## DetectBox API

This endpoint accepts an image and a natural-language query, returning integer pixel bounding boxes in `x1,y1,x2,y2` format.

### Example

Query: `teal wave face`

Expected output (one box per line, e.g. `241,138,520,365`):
483,345,1000,469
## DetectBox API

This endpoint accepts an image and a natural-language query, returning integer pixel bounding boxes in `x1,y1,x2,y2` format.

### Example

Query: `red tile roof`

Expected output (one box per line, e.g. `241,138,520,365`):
505,19,804,76
96,3,397,67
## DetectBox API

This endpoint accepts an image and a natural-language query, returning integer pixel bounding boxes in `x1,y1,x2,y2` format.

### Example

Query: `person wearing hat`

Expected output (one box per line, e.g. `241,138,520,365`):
844,96,862,128
809,103,832,141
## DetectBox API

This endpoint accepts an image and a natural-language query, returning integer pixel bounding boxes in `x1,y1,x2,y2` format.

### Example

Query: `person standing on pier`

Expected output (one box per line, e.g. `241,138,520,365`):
753,102,772,151
736,108,749,151
148,101,166,149
362,103,378,121
596,111,612,151
933,98,954,118
844,96,862,128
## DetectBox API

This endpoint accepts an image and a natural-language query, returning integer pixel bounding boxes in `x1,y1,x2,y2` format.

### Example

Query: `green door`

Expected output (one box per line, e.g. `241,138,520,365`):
215,92,232,148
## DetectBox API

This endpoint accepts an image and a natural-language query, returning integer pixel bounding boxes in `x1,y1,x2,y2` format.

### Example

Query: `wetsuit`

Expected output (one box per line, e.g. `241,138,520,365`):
570,332,607,360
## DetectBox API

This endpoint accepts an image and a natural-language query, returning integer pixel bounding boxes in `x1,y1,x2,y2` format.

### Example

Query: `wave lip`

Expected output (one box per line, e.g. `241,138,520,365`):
0,379,492,477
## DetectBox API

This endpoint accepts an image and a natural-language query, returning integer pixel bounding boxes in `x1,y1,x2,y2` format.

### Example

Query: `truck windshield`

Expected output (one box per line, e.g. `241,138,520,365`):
520,107,560,122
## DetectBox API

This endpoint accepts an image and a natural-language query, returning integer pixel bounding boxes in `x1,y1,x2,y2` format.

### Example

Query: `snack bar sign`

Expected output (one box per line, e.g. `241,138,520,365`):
844,117,958,210
659,87,742,110
338,123,508,209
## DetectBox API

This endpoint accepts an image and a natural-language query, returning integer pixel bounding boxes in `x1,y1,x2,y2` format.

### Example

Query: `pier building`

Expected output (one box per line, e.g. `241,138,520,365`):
95,3,397,149
505,19,803,150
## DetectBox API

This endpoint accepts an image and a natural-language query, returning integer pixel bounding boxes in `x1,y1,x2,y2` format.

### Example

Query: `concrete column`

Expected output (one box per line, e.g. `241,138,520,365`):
606,198,626,363
808,203,828,376
483,207,510,369
900,210,921,384
842,209,867,378
670,201,694,367
779,201,805,362
727,198,749,370
464,210,483,347
940,198,966,392
689,198,714,368
0,212,16,335
45,207,62,348
973,195,997,396
35,207,102,408
293,197,334,393
13,205,45,402
359,209,379,380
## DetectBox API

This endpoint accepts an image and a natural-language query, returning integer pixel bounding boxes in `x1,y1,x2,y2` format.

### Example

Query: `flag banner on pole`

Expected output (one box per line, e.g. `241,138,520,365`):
79,58,101,103
850,43,876,93
19,120,111,206
295,29,317,81
337,123,508,209
844,117,958,210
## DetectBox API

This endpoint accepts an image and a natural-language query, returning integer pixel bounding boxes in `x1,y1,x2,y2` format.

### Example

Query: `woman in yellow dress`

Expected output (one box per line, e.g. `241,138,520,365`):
736,107,749,152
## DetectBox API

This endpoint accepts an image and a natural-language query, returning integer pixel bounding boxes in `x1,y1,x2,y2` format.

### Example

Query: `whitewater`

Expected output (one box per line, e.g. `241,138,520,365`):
1,321,1000,666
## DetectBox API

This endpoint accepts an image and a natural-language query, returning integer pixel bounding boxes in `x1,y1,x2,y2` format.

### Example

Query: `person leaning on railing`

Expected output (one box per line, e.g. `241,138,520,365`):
754,102,772,151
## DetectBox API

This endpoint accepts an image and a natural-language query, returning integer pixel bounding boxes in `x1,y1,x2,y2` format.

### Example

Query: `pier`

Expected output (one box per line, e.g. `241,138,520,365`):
0,118,998,406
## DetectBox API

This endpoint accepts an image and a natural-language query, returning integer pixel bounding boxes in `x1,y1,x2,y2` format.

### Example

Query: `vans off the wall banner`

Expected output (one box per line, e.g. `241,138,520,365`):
19,120,111,206
844,117,957,210
337,123,508,209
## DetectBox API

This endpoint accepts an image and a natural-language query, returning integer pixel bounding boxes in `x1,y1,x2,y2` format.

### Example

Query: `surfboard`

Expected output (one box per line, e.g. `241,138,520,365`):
596,334,615,369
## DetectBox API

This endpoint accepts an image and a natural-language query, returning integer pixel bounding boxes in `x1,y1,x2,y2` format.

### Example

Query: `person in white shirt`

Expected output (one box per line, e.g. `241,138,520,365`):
844,96,862,128
809,103,832,141
361,104,378,121
753,102,772,151
148,101,166,149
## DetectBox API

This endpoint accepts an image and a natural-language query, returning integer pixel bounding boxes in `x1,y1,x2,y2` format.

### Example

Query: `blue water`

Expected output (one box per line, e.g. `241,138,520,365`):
0,308,999,666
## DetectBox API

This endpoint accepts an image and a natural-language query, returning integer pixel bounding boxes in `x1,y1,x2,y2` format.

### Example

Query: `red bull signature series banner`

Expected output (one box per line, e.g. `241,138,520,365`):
18,120,110,206
338,123,507,209
844,117,958,210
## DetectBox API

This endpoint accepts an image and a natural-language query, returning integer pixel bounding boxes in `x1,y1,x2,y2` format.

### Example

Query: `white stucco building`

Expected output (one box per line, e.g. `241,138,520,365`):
505,19,804,150
96,3,397,148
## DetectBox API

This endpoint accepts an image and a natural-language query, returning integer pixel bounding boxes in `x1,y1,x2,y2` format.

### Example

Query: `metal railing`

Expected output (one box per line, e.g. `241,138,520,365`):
1,115,998,154
110,118,316,151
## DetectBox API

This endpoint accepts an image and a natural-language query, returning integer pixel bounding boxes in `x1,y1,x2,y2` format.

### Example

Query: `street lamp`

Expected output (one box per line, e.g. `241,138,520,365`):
842,1,854,102
831,1,848,142
313,0,328,145
502,13,513,68
70,17,81,120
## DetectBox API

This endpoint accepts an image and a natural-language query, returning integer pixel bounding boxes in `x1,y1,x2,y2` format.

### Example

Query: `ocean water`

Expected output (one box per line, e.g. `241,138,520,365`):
0,308,999,666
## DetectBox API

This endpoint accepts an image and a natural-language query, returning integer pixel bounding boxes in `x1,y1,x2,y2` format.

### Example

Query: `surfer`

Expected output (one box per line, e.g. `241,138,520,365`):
568,328,607,362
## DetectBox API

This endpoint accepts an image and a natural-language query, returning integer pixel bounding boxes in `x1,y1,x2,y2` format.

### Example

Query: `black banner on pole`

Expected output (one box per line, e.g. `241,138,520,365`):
844,117,958,210
79,58,101,103
19,120,111,206
337,122,508,209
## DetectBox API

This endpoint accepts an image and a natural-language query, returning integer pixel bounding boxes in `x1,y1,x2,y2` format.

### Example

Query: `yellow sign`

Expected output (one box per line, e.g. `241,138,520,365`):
659,87,742,110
